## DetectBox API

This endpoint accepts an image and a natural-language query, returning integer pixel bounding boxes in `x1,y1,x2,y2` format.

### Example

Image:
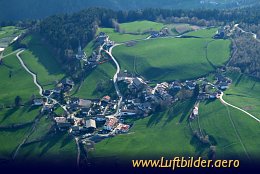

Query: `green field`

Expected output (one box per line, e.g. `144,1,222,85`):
0,106,40,126
185,28,218,38
27,117,53,142
207,40,231,66
113,38,228,81
193,100,260,160
0,26,23,39
91,100,201,162
119,20,164,34
223,73,260,117
20,34,65,89
98,28,148,43
0,54,39,105
17,132,77,164
0,126,31,159
75,62,116,99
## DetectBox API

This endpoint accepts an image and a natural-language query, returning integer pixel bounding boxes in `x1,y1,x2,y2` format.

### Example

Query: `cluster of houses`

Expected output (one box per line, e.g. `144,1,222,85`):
83,32,114,69
151,27,170,38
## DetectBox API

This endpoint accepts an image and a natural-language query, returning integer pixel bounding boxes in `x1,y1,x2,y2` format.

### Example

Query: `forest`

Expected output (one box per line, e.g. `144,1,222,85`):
9,7,260,80
1,0,259,21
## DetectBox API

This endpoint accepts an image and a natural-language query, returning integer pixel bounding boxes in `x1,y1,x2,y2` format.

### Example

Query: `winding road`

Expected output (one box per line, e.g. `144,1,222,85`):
103,44,123,116
16,49,43,96
219,93,260,123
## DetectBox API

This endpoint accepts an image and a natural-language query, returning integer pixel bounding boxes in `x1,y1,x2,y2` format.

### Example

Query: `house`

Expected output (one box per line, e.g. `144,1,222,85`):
103,116,118,131
54,117,71,130
102,96,111,103
33,99,44,106
78,99,92,108
52,87,62,94
71,126,80,134
219,82,229,90
41,104,54,113
120,109,137,116
115,123,130,134
80,108,90,116
209,93,218,99
75,44,86,60
62,78,74,87
190,106,199,119
170,81,182,90
117,72,128,81
198,93,209,100
186,81,196,90
43,90,51,96
213,28,225,39
132,77,146,89
85,119,97,132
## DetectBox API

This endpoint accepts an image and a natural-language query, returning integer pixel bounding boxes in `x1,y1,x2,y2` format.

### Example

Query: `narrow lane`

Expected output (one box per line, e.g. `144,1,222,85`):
16,49,43,96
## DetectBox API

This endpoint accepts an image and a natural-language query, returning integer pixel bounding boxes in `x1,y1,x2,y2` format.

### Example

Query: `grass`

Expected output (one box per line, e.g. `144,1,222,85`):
0,54,39,105
98,28,148,43
17,132,77,164
207,39,231,66
27,117,53,142
119,20,164,34
185,28,218,38
75,62,116,99
0,26,23,39
114,37,218,81
19,34,65,89
90,100,204,162
223,73,260,116
0,126,31,159
195,100,260,160
0,106,40,126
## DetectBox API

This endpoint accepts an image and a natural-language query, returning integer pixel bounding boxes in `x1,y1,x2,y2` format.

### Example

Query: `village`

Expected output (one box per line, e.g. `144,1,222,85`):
30,29,232,144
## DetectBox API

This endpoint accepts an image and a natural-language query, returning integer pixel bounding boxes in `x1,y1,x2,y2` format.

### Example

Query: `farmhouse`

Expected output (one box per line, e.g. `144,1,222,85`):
79,99,92,108
85,119,97,132
103,116,118,131
54,117,71,130
170,81,182,90
115,123,130,134
33,99,44,106
186,80,196,90
219,82,229,90
132,77,146,89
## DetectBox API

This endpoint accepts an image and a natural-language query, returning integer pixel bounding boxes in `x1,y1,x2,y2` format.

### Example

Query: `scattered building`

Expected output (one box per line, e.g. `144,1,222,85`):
54,117,71,130
103,116,118,131
33,98,44,106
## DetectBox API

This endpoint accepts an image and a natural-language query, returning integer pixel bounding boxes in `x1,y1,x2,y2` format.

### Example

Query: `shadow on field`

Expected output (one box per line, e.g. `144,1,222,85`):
60,135,72,148
146,111,165,127
179,99,196,123
190,135,209,157
38,133,64,157
26,34,63,76
1,107,19,122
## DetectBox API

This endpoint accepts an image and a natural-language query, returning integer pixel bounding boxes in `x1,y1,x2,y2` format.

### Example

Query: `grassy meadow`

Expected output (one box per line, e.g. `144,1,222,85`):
19,34,65,89
75,62,116,99
0,54,39,105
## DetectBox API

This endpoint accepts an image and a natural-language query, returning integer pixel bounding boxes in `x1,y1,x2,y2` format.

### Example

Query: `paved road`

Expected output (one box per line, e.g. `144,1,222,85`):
104,44,123,116
219,93,260,123
0,49,21,60
75,137,81,167
16,50,43,96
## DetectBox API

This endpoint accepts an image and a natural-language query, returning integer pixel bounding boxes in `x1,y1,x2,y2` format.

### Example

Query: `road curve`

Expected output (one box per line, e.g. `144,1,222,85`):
16,50,43,96
104,44,123,116
219,93,260,123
